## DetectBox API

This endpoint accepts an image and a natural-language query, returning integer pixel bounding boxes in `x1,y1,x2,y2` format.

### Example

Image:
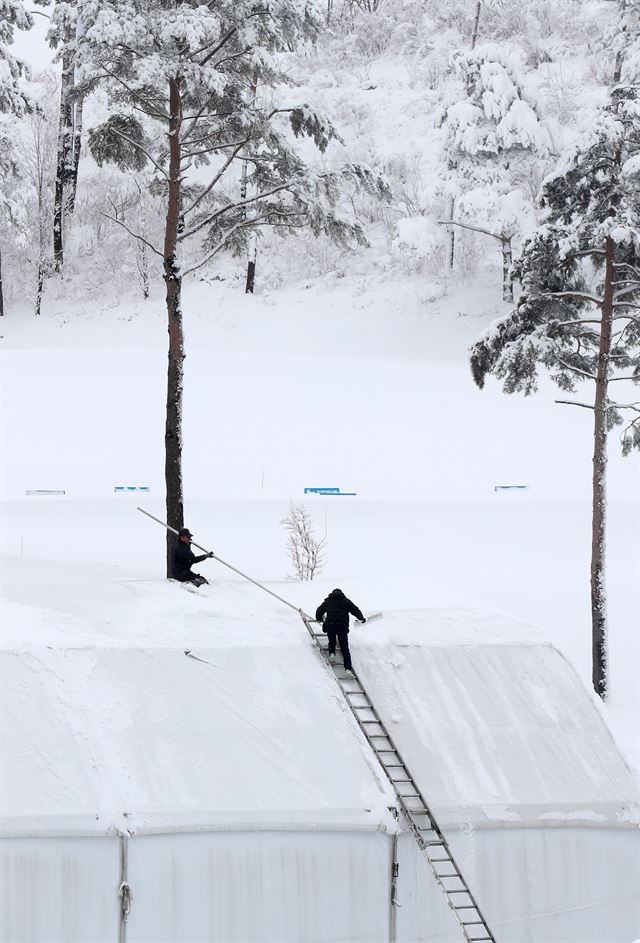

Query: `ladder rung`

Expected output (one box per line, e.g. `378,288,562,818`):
326,623,497,943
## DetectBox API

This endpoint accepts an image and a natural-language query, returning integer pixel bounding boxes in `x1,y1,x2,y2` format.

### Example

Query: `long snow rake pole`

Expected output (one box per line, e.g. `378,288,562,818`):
137,506,312,618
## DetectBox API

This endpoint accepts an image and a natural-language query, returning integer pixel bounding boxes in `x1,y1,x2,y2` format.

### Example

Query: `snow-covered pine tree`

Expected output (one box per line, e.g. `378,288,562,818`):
0,0,31,114
79,0,372,573
470,87,640,699
439,43,552,300
0,0,33,315
34,0,85,270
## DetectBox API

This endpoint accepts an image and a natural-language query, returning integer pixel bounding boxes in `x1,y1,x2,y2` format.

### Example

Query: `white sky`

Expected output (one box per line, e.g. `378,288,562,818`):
13,1,56,72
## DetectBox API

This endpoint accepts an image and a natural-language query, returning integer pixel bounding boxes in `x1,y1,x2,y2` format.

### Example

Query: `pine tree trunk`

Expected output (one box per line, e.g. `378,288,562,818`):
164,76,185,575
53,41,75,271
501,236,513,302
591,236,614,699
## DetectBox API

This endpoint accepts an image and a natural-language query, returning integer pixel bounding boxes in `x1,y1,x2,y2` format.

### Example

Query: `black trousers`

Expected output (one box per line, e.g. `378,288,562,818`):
174,571,209,587
327,626,352,670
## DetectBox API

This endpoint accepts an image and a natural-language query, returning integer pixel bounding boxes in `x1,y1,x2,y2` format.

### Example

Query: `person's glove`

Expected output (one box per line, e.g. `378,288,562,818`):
207,551,214,558
358,618,366,624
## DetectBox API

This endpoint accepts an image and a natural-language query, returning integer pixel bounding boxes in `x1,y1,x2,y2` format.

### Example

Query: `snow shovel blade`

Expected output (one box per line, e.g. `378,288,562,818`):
363,612,383,623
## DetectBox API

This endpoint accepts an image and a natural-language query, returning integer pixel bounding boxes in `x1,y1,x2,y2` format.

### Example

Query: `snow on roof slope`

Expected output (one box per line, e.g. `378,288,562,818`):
353,613,638,827
0,579,396,837
2,565,636,837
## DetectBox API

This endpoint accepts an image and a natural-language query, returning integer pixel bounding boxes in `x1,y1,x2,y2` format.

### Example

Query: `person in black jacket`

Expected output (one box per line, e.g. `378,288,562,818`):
315,588,366,674
170,528,213,587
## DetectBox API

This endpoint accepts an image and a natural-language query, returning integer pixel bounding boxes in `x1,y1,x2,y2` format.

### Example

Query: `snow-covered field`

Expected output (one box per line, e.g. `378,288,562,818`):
1,270,639,943
2,283,640,752
2,278,638,768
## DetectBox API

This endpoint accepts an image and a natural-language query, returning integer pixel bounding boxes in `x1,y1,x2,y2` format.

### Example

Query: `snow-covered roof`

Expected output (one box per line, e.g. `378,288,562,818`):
354,612,638,828
1,636,395,836
2,578,636,837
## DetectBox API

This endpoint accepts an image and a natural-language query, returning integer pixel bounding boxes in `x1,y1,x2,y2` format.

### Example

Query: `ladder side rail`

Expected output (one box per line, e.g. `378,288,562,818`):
300,612,497,943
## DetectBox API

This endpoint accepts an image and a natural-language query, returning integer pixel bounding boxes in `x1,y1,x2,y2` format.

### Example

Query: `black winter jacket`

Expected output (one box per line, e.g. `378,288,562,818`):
171,539,208,578
315,589,365,632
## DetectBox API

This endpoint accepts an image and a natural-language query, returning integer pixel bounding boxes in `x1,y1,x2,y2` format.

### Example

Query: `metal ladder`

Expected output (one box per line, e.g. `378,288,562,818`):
301,615,496,943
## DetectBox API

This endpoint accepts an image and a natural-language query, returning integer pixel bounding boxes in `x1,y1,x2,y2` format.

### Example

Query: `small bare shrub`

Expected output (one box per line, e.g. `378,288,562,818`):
281,503,327,581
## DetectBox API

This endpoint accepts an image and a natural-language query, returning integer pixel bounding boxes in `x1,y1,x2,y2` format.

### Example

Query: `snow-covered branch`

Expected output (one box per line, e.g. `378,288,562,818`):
437,219,503,241
543,291,604,307
182,143,248,217
100,213,163,257
106,127,170,180
555,400,594,409
179,181,296,242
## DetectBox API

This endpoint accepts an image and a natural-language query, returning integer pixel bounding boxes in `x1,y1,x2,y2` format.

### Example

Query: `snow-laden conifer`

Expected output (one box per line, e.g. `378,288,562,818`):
78,0,375,572
470,86,640,699
0,0,31,115
439,43,552,300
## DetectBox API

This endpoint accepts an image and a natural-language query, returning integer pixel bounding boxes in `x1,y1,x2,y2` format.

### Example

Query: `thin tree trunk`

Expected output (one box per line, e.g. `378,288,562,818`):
53,40,74,271
36,164,47,316
471,1,482,50
501,236,513,302
591,236,614,699
447,196,455,269
67,94,84,216
245,231,257,293
243,70,258,293
164,76,185,575
0,245,4,316
35,263,45,317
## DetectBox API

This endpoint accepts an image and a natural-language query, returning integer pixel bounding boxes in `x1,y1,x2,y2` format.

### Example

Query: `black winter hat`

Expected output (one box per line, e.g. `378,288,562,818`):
178,527,193,537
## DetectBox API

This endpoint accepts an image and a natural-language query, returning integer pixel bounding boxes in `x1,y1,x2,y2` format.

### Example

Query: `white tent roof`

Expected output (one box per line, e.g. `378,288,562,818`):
1,639,395,836
354,612,638,827
2,580,637,836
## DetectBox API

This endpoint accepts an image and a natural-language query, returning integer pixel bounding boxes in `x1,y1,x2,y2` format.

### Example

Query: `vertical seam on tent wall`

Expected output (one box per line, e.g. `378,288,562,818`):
389,809,399,943
117,833,131,943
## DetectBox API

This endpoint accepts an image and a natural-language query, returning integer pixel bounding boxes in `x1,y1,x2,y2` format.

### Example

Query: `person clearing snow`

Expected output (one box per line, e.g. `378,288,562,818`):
170,527,214,587
316,589,366,675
